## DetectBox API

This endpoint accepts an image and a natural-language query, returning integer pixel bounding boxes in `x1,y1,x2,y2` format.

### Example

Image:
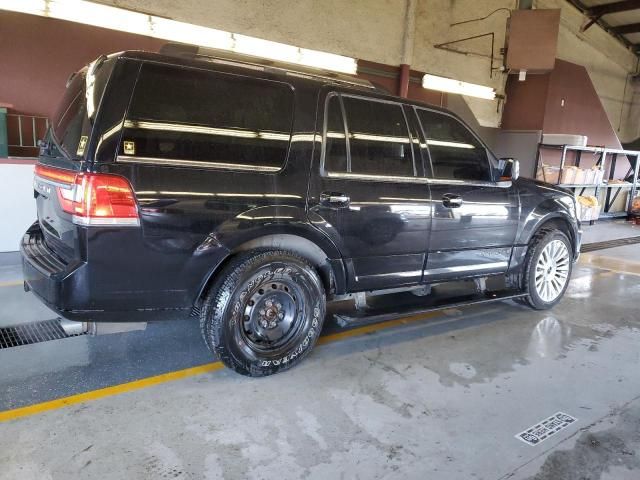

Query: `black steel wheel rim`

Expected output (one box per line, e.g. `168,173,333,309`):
236,272,308,355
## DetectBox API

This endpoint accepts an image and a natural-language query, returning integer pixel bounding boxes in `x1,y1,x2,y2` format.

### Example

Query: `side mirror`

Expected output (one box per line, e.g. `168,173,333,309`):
498,158,519,181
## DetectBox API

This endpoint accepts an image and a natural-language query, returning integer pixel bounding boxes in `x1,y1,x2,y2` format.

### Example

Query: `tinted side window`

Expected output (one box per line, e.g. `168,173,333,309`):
324,96,348,172
123,63,294,169
342,97,415,177
417,109,491,181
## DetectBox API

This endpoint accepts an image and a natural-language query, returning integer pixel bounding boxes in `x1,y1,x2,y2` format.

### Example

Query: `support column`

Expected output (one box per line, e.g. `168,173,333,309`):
398,64,410,98
398,0,416,98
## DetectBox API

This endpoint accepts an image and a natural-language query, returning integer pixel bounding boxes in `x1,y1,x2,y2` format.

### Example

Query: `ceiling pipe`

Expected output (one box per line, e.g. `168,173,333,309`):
398,0,417,97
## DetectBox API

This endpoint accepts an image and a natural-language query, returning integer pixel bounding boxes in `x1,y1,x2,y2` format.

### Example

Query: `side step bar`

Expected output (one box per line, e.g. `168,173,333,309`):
334,290,526,328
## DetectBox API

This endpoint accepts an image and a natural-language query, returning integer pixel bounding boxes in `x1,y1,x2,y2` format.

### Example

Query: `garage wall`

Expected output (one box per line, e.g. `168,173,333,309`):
3,1,637,134
0,161,37,252
98,0,509,127
413,0,511,128
92,0,410,68
90,0,638,134
0,11,164,119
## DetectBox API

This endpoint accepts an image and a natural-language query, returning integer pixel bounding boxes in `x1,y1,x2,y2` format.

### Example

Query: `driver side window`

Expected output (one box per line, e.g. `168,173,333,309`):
417,109,491,182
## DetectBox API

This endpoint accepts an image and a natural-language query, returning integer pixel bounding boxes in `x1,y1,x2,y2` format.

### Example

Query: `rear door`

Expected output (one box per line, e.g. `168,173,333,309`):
414,107,520,281
308,92,431,291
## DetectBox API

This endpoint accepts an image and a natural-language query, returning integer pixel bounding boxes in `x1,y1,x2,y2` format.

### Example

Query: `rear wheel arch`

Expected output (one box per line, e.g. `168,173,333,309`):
196,233,346,307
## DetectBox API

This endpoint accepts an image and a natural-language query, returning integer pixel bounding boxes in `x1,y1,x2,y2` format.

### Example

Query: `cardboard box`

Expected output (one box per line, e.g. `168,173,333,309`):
560,166,577,184
583,169,596,185
538,165,560,184
573,168,586,184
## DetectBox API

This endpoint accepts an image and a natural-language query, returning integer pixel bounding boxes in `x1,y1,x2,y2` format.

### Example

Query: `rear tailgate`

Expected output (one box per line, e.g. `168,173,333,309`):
33,159,83,264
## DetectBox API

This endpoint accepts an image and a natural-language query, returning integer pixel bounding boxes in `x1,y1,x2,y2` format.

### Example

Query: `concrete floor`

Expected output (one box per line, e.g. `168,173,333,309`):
0,220,639,479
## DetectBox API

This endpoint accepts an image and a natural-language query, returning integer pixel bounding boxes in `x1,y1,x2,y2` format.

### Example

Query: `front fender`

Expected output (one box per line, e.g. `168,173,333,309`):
517,197,580,255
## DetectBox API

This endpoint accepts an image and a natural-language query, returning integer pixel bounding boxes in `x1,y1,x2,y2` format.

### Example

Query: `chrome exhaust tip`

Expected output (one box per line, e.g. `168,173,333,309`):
58,318,90,336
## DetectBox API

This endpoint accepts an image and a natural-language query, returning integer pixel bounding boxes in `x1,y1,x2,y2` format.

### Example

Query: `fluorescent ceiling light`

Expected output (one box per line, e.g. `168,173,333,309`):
233,34,300,64
422,74,496,100
152,17,234,51
298,49,358,76
0,0,357,74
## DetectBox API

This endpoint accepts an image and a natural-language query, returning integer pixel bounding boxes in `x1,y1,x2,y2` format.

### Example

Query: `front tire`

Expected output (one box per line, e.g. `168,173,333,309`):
522,229,573,310
200,250,326,377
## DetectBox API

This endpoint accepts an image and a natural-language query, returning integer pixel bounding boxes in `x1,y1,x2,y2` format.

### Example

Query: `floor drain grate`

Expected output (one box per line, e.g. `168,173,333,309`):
582,235,640,253
0,319,85,349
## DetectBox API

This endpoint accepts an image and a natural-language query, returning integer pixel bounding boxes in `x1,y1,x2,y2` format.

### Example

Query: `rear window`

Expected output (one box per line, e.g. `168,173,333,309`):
122,63,295,171
51,71,88,158
51,58,114,159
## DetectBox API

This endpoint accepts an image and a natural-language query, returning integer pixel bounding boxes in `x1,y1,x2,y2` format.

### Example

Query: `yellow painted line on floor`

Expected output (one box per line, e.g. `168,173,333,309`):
0,310,445,423
0,362,224,423
0,280,23,288
579,253,640,277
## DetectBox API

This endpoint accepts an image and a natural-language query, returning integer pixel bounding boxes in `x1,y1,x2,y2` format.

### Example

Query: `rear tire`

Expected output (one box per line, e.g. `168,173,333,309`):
522,229,573,310
200,250,326,377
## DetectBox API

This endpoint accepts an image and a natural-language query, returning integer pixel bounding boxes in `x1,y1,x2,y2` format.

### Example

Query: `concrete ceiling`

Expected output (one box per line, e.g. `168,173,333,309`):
568,0,640,54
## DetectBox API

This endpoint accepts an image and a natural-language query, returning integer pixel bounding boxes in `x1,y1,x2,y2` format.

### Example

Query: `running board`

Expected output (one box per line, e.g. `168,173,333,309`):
334,290,526,328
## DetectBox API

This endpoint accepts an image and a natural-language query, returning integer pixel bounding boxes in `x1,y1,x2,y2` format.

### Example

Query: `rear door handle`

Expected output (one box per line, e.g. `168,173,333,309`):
320,191,350,207
442,194,463,208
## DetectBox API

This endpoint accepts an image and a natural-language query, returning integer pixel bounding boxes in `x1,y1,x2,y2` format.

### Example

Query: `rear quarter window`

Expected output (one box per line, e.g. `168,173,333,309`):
122,63,295,171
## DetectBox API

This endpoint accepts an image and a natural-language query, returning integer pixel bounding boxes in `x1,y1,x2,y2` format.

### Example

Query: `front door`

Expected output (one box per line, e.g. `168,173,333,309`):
308,92,431,291
414,108,520,282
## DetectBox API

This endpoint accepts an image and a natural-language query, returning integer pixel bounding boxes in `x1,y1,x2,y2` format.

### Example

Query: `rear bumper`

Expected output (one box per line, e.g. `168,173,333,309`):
21,223,191,322
21,222,81,310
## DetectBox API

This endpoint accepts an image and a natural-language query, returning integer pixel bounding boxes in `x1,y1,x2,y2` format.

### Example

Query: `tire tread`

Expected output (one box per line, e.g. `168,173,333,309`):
200,249,325,376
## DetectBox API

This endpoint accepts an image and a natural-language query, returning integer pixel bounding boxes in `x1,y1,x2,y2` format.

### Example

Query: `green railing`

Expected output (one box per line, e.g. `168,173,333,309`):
0,108,7,157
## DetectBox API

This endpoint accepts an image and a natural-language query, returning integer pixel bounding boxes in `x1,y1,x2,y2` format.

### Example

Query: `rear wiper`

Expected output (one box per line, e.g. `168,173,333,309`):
37,138,51,157
46,129,72,161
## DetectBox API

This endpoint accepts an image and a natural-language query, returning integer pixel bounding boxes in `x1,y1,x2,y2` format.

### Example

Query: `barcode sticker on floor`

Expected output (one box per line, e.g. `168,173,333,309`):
515,412,577,446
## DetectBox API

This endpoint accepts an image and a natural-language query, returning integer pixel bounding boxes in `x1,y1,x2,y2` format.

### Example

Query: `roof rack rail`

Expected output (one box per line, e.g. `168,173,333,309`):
159,43,374,90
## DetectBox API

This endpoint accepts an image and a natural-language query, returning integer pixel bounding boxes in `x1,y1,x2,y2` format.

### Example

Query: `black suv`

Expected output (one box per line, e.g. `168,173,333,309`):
22,49,581,376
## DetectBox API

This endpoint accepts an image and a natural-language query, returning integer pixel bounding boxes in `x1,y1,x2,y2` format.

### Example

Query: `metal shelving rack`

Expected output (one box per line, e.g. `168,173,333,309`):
534,144,640,222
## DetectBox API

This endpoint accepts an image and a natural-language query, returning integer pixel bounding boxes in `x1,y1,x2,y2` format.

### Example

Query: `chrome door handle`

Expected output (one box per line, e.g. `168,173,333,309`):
442,194,463,208
320,192,350,207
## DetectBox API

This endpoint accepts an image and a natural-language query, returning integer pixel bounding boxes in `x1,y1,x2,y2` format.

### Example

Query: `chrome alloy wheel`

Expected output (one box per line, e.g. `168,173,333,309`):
534,239,570,302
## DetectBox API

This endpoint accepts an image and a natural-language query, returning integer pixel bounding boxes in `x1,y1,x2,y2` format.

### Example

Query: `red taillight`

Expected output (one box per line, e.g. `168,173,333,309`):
34,164,76,185
35,165,139,227
72,174,139,225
